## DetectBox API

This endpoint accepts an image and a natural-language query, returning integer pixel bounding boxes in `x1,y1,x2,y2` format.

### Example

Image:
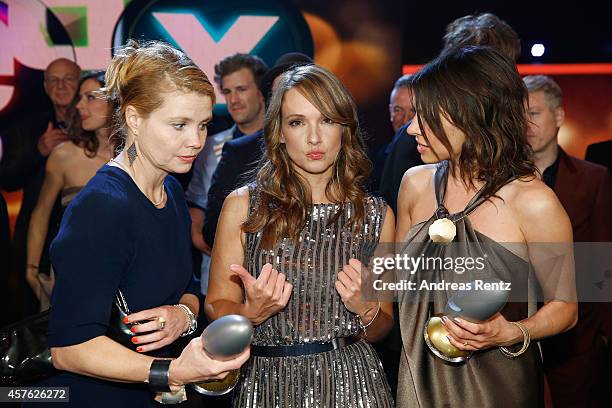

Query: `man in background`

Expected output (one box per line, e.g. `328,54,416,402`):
524,74,612,408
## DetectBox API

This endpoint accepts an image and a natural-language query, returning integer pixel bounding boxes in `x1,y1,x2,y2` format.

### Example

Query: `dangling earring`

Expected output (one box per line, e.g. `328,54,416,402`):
127,139,138,166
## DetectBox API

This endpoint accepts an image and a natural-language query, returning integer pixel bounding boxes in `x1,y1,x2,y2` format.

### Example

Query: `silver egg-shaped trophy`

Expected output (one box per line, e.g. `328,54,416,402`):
190,314,253,396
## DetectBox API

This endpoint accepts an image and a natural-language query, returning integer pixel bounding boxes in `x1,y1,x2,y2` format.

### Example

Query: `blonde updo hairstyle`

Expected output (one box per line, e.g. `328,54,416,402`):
103,40,215,153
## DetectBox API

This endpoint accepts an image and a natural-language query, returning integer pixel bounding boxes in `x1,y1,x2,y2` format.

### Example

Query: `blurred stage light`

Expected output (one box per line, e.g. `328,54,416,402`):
531,43,545,57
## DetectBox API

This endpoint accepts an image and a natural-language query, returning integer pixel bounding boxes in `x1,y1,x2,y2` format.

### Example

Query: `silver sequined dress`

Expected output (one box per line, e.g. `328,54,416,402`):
232,188,394,408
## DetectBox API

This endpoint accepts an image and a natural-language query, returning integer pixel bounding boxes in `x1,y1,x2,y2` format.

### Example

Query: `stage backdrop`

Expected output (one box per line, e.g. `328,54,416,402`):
400,0,612,165
1,0,610,235
0,0,403,233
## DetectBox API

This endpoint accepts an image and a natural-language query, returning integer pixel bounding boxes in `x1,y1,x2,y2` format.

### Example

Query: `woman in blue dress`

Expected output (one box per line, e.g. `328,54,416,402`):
28,40,249,407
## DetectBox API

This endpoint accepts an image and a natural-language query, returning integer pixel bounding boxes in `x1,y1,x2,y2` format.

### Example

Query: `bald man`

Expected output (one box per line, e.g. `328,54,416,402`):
0,57,80,316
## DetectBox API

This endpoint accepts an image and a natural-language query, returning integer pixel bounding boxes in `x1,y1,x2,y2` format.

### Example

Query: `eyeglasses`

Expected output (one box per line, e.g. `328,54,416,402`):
45,76,78,87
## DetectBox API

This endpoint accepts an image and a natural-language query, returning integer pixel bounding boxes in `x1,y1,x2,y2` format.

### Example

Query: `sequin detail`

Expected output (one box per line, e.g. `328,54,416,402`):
233,189,393,408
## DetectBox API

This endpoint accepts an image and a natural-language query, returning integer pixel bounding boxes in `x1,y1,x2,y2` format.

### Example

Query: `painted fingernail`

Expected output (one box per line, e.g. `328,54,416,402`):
130,327,137,333
136,347,143,352
453,317,461,323
131,337,139,343
123,317,129,324
441,316,448,324
446,335,452,342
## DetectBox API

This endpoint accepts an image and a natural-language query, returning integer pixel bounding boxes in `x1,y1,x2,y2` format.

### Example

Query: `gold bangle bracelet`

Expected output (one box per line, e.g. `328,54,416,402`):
499,321,530,359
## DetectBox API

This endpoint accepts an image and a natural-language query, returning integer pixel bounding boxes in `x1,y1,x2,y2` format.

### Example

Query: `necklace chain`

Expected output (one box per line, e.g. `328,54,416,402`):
109,159,165,207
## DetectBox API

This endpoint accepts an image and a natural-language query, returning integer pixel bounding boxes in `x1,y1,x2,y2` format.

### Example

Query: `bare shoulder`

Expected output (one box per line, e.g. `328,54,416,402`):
48,141,76,162
502,177,571,240
503,177,564,217
399,163,437,195
46,141,78,171
221,186,250,215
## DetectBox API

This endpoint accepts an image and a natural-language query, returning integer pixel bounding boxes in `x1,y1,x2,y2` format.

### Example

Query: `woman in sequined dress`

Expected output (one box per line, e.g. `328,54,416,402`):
205,64,395,407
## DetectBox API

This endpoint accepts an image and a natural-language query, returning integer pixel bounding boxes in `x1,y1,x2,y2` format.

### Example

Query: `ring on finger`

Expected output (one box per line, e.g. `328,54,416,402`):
158,317,166,331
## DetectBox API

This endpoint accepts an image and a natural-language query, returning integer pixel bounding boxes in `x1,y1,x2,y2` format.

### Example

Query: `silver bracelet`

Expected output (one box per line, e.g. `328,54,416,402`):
499,321,530,359
357,301,381,336
174,304,197,337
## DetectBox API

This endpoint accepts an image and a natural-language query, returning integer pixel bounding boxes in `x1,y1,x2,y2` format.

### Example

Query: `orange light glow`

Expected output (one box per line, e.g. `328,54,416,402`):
402,63,612,75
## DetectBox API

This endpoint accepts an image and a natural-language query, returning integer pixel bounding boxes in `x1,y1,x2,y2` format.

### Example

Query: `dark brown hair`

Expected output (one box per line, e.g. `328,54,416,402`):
411,46,537,199
66,71,107,157
243,64,371,249
443,13,521,62
213,53,268,88
104,40,216,152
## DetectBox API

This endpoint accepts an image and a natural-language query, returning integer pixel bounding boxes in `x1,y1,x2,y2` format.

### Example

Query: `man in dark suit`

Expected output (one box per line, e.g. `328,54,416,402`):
379,124,422,215
585,139,612,173
0,58,80,317
376,75,421,212
202,130,264,248
524,75,612,408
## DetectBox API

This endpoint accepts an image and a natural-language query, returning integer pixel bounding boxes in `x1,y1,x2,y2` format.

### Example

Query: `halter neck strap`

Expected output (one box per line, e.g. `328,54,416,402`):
433,161,489,220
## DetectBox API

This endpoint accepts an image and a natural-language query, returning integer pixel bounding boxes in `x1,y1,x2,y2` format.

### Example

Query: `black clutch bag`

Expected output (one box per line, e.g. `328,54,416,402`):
0,290,136,386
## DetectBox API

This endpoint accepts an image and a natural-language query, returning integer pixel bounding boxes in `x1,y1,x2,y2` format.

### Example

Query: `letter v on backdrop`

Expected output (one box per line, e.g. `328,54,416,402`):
0,0,313,113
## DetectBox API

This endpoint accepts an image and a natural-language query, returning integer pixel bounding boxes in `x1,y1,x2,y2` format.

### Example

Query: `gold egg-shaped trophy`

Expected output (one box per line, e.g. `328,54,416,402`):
424,314,472,363
424,279,510,363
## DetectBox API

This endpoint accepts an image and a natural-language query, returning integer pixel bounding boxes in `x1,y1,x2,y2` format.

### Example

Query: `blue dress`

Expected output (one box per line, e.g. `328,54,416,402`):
26,165,198,407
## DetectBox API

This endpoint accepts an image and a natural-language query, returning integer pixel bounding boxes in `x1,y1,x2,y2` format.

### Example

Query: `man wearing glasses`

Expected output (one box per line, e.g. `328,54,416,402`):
0,58,80,317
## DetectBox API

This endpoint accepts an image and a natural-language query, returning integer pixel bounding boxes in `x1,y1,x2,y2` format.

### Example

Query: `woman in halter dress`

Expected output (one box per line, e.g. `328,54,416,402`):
26,71,114,310
205,64,395,407
395,46,578,407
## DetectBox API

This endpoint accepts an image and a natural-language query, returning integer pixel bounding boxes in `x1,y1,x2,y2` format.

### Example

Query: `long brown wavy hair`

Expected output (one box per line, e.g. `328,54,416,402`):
66,71,107,157
243,64,371,249
411,46,537,199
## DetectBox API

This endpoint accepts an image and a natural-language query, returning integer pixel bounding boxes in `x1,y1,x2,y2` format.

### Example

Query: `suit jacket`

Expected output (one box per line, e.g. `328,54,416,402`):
378,122,423,215
553,149,612,242
585,139,612,173
203,130,264,248
543,149,612,408
185,126,235,211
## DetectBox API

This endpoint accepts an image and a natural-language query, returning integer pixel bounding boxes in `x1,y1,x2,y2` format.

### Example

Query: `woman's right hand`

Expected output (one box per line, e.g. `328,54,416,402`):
231,263,293,325
169,336,250,386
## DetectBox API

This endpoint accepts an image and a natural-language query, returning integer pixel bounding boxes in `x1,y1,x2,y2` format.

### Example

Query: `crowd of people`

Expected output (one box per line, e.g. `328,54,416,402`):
0,11,611,408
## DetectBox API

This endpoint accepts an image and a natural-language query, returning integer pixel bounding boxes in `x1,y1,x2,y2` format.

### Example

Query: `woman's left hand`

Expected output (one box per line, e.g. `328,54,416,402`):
125,305,189,353
442,312,523,351
335,259,378,318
